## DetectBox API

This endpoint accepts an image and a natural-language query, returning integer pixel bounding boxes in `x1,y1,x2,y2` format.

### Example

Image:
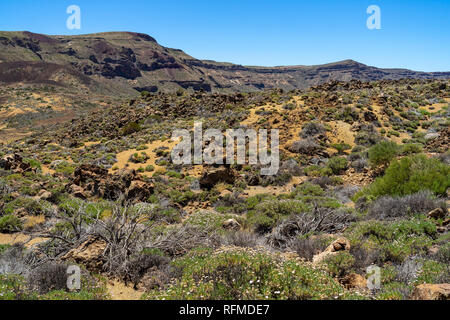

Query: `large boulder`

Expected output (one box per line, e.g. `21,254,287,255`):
428,208,447,220
341,273,367,290
199,165,236,189
222,218,241,231
412,284,450,300
313,237,351,264
62,237,107,271
125,180,154,203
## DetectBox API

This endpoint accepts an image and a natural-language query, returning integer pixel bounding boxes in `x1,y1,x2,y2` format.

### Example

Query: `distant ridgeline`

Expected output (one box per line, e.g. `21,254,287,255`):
0,31,450,96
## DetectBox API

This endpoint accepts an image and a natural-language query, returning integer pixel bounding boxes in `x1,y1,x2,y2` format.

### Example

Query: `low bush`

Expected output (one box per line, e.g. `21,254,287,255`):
28,262,68,294
4,197,53,216
331,143,351,155
368,141,400,167
289,138,320,154
345,218,436,263
266,207,354,248
327,157,348,175
289,237,328,261
143,248,355,300
0,215,23,233
149,224,221,257
324,251,355,277
223,231,259,248
401,143,423,155
355,154,450,199
121,122,141,136
247,199,309,233
300,122,326,138
367,191,446,220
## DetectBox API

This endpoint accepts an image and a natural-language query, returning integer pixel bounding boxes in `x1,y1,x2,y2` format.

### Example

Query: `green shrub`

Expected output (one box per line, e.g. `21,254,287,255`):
247,199,309,232
4,197,53,216
327,157,348,175
376,281,410,300
167,171,183,179
324,251,355,277
0,215,23,233
129,152,149,163
53,161,75,175
0,244,11,254
293,182,324,196
401,143,423,155
345,218,436,263
356,154,450,199
183,210,239,233
121,122,141,136
143,248,356,300
415,259,449,284
331,143,351,155
0,275,37,300
368,141,400,167
168,189,195,206
23,158,42,170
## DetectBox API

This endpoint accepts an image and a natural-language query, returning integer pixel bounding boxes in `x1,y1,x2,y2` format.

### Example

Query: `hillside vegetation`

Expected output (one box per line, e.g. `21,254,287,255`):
0,78,449,300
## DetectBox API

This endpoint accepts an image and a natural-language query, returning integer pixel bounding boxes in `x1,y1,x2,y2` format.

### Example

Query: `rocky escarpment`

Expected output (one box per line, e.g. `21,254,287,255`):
1,31,450,94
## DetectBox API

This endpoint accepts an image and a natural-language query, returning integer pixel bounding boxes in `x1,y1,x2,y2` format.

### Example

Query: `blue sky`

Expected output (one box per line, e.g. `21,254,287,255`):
0,0,449,71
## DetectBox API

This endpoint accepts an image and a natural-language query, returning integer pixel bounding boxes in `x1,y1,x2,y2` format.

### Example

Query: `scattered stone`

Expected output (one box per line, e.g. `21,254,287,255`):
427,207,447,220
312,237,351,264
411,284,450,300
222,219,241,231
437,226,447,233
36,189,52,201
424,132,440,141
341,273,367,290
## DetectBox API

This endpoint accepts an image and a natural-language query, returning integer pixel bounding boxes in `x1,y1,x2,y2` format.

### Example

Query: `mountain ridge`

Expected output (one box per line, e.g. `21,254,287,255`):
1,31,450,95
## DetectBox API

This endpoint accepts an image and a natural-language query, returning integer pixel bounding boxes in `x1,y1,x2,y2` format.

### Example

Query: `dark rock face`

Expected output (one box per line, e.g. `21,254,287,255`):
199,166,236,189
100,48,142,80
58,47,77,56
175,81,212,92
101,61,141,79
0,154,33,173
134,86,158,93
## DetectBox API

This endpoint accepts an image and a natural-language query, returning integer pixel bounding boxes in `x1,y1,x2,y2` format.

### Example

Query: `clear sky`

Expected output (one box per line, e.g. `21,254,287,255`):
0,0,449,71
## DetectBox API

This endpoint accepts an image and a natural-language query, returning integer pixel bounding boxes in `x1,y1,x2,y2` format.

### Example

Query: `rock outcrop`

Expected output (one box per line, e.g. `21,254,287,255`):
62,237,107,271
411,284,450,300
0,154,33,173
65,164,153,202
312,237,351,264
199,165,236,189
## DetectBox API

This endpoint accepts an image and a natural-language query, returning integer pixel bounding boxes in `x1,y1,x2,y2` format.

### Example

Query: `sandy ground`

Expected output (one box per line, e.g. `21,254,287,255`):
0,233,49,248
110,138,178,176
242,176,307,197
106,280,144,300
